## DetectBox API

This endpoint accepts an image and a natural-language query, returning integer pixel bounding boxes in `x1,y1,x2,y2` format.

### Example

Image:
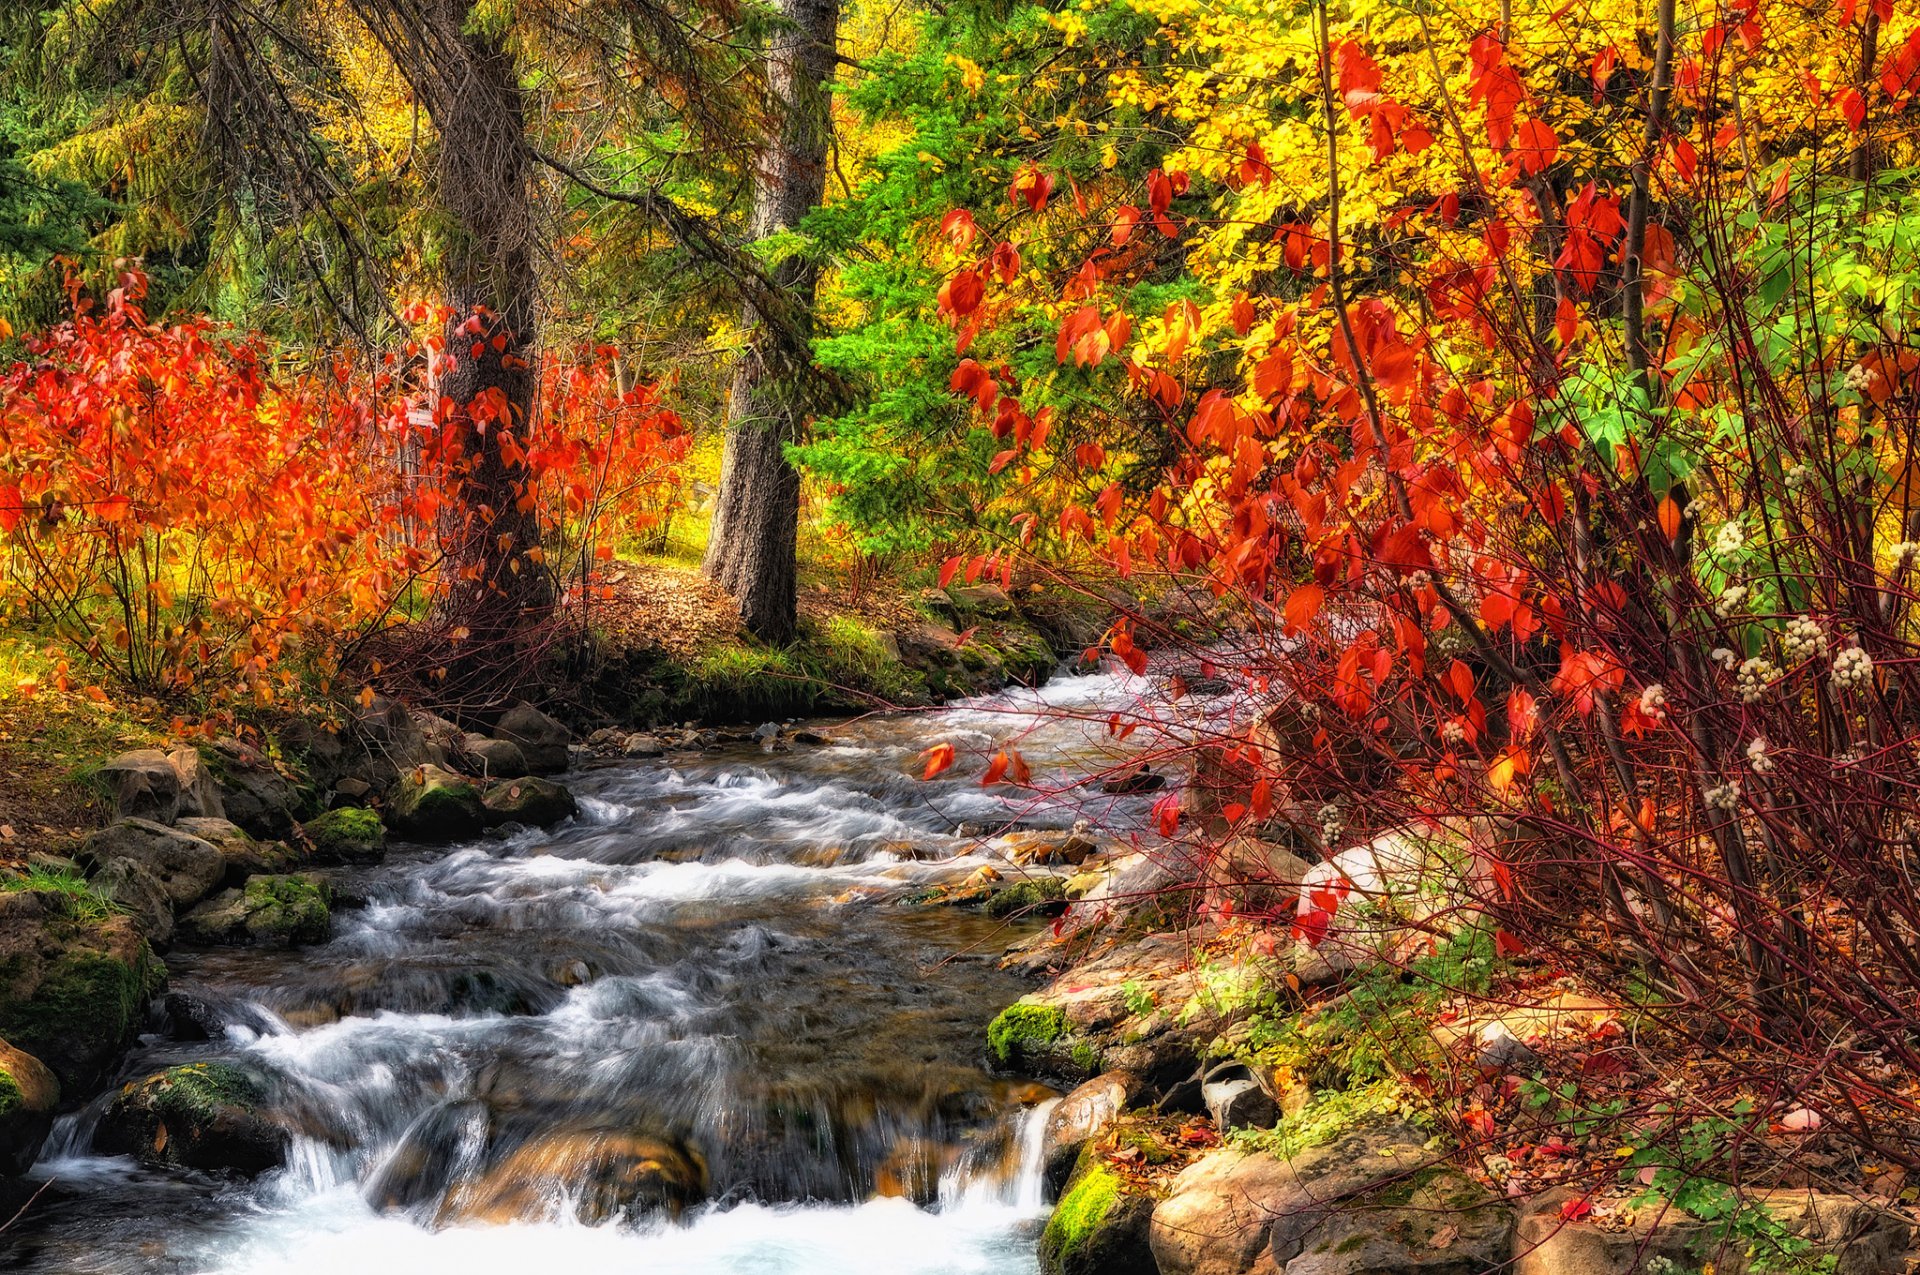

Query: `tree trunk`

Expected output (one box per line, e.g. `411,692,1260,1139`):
701,0,838,645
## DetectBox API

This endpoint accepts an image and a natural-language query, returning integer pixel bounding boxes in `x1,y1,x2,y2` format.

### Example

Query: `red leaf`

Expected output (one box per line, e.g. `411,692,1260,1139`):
920,743,956,780
938,555,963,589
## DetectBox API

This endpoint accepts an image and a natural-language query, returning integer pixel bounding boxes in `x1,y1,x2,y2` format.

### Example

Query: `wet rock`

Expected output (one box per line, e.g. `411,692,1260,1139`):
79,818,225,909
96,750,182,824
493,703,571,774
439,1128,707,1226
0,1038,59,1174
1042,1072,1137,1191
178,875,331,948
158,989,280,1043
1149,1120,1431,1275
206,741,303,839
985,876,1068,919
481,777,578,828
89,858,175,946
302,807,387,864
623,733,666,759
1040,1158,1157,1275
1280,1166,1511,1275
386,765,486,842
998,829,1103,867
0,891,164,1094
1510,1185,1909,1275
1101,764,1166,795
167,747,226,821
94,1062,288,1177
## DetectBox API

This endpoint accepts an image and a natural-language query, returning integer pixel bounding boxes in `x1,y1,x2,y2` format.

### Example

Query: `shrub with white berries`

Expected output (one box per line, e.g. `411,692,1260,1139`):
1784,463,1810,491
1317,801,1345,846
1713,522,1746,556
1715,584,1748,618
1780,615,1827,664
1737,657,1779,703
1638,683,1668,721
1711,647,1737,671
1746,737,1773,773
1704,781,1743,812
1832,646,1874,691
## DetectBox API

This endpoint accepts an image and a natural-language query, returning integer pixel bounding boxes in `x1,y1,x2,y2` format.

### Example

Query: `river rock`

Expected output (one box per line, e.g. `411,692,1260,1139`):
175,816,303,884
462,735,529,779
1279,1166,1512,1275
1149,1120,1432,1275
0,1038,59,1174
623,733,666,759
302,807,387,864
997,829,1104,867
89,857,175,946
97,749,182,824
94,1062,288,1176
79,817,225,908
0,891,164,1094
1043,1072,1137,1191
481,777,578,828
493,703,571,774
439,1128,707,1225
1511,1185,1909,1275
1041,1158,1158,1275
206,741,303,839
386,765,486,842
178,875,331,948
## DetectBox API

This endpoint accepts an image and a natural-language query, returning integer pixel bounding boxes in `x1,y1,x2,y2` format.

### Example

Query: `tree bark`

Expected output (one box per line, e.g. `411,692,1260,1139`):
701,0,838,644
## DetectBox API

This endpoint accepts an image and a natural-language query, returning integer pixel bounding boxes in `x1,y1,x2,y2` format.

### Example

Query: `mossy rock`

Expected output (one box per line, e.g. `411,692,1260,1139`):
1039,1161,1156,1275
480,776,578,828
178,875,331,948
94,1062,288,1176
985,876,1068,919
302,806,387,864
0,893,164,1095
385,765,486,842
0,1039,59,1174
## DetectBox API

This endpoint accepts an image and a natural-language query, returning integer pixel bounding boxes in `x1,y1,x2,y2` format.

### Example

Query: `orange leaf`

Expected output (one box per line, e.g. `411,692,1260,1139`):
920,743,956,779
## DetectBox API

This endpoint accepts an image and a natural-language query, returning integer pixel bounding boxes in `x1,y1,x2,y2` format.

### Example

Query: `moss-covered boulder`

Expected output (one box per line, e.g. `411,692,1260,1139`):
302,807,387,864
0,891,164,1095
986,1001,1101,1082
1040,1159,1157,1275
481,777,578,828
178,875,332,948
93,1062,288,1176
0,1038,59,1174
985,876,1068,919
385,765,487,842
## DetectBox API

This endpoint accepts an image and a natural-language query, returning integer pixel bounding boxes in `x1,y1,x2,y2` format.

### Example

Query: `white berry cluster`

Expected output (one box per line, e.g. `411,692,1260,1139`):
1638,683,1668,722
1711,647,1738,671
1737,657,1779,703
1440,719,1467,745
1894,541,1920,573
1844,362,1877,394
1784,463,1811,492
1317,801,1345,846
1780,615,1827,664
1746,737,1773,774
1832,646,1874,691
1714,521,1746,556
1704,781,1743,812
1715,584,1748,618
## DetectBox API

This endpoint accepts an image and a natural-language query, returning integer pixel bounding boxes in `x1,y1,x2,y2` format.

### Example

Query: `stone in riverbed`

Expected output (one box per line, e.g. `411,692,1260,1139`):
1040,1157,1157,1275
481,776,578,828
461,735,529,779
437,1128,707,1226
493,703,571,774
1042,1071,1137,1192
0,1038,59,1175
301,806,387,864
385,765,486,841
94,1062,288,1176
79,817,225,909
177,875,331,948
88,858,175,946
204,740,304,839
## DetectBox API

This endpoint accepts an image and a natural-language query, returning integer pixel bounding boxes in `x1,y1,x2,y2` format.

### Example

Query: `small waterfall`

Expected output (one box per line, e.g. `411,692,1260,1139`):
935,1098,1058,1213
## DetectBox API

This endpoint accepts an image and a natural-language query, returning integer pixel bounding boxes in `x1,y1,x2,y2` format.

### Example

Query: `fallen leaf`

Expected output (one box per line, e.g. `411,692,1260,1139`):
1430,1225,1459,1250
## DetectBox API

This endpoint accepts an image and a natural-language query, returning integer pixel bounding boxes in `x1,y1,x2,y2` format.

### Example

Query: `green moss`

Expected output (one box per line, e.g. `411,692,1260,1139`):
146,1062,265,1124
0,944,159,1086
303,806,384,859
0,1068,21,1119
1040,1164,1121,1267
1070,1040,1104,1074
987,1001,1068,1066
984,876,1067,918
240,875,329,945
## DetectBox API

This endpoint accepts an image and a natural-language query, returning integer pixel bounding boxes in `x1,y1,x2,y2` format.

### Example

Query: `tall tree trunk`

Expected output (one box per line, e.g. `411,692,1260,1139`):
350,1,551,681
701,0,838,644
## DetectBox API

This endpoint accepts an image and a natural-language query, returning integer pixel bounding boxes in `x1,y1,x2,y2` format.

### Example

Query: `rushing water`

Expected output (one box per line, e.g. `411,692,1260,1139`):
4,672,1156,1274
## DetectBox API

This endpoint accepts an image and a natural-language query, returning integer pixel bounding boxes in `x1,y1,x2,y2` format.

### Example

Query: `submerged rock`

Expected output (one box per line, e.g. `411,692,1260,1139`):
178,875,332,948
79,818,225,909
386,765,486,842
985,876,1068,919
0,891,164,1094
438,1128,707,1226
94,1062,288,1176
480,776,578,828
0,1038,59,1175
301,807,387,864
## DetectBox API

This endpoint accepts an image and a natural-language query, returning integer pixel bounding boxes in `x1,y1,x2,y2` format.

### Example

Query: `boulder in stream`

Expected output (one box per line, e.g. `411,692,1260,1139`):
301,806,387,864
94,1062,288,1176
1042,1071,1137,1192
481,776,578,828
1040,1155,1158,1275
462,735,529,779
0,1038,59,1175
438,1128,708,1226
493,703,571,774
385,765,487,842
178,874,332,948
79,817,225,909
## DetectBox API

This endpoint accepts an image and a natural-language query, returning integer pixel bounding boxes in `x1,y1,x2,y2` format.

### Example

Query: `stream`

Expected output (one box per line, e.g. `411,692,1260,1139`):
3,671,1156,1274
